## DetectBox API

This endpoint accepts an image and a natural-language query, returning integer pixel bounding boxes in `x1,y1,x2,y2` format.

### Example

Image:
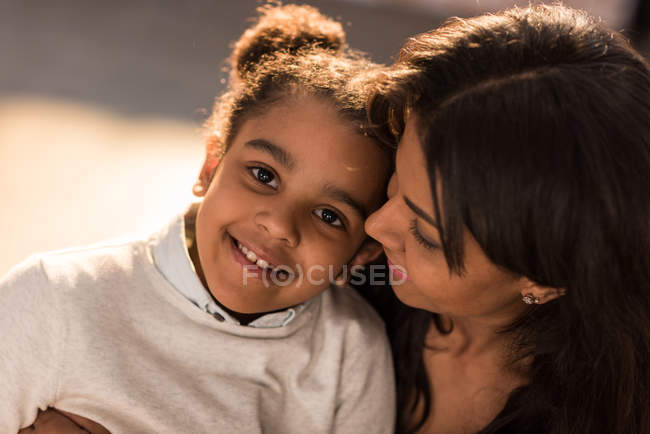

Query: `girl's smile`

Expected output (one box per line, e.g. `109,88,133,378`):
229,233,293,281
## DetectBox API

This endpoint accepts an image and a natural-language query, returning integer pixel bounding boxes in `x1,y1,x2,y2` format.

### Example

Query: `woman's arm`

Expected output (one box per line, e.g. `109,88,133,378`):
18,408,111,434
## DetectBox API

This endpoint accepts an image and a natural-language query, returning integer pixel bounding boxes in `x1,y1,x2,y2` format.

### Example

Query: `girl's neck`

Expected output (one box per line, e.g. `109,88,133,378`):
184,204,286,326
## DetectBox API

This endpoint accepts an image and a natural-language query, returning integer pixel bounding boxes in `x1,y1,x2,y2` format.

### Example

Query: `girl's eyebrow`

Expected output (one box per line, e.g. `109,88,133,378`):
244,138,366,219
323,184,367,219
403,196,440,229
244,139,296,170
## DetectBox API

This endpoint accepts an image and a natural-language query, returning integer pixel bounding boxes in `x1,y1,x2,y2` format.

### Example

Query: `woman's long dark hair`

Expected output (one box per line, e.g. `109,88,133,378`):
368,5,650,433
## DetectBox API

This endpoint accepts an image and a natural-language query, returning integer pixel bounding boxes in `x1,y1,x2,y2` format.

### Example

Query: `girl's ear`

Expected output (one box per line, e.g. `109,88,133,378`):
349,237,384,267
519,278,567,305
193,156,220,197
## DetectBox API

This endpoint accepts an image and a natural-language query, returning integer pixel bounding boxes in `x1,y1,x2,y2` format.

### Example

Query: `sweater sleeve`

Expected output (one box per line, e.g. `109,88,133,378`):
0,256,63,432
333,311,396,434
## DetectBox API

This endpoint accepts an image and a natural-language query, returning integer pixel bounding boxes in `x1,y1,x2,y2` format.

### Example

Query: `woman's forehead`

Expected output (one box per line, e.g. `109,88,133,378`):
396,118,432,198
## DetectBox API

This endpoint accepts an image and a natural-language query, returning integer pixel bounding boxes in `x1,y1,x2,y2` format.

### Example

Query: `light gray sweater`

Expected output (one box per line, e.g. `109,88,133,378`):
0,217,395,433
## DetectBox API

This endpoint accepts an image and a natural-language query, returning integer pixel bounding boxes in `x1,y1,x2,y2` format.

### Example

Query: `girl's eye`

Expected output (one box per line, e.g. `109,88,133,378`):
250,167,278,189
314,208,343,228
409,219,439,250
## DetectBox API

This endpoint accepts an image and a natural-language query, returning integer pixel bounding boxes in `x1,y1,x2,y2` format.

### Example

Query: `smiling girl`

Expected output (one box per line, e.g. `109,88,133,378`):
1,5,395,433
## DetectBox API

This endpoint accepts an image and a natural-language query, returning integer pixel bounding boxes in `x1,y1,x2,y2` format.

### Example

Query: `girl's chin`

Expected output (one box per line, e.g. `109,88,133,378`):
208,286,274,313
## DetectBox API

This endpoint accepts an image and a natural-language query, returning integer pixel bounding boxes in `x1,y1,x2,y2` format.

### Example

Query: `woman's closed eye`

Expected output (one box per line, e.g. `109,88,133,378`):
249,166,279,189
409,219,439,250
314,208,344,228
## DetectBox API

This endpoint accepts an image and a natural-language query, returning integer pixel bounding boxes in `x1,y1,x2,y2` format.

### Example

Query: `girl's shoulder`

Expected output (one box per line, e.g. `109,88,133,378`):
321,283,388,336
1,236,151,298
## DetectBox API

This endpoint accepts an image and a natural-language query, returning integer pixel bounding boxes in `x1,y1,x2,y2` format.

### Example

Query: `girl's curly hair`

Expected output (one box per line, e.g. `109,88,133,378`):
204,4,387,161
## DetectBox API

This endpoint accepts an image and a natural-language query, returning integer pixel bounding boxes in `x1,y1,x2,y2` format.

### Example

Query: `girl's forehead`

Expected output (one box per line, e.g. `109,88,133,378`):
229,97,390,205
252,94,339,122
236,97,378,165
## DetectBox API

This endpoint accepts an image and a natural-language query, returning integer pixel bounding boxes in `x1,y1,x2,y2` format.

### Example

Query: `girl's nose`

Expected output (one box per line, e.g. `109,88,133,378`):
254,210,300,247
365,196,404,253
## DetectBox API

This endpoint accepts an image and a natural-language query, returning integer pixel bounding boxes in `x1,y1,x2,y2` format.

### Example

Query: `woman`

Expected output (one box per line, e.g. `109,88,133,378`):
365,4,649,434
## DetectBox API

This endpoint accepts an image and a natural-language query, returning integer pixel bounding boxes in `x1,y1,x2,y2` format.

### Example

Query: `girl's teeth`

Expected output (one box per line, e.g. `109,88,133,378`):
237,240,276,270
236,241,248,254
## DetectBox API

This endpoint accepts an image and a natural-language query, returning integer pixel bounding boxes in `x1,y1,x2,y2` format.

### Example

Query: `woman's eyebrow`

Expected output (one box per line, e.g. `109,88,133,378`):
323,184,367,219
244,139,296,170
403,196,439,229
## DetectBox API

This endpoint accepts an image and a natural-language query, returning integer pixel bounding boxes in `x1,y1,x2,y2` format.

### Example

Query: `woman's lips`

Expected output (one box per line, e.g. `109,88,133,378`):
387,258,409,282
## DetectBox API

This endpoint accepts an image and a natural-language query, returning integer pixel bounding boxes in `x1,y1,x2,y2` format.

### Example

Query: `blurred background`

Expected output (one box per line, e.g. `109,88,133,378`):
1,0,648,275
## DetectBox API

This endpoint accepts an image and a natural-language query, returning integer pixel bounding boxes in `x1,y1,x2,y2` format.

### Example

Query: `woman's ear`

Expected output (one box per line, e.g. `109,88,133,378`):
519,278,567,305
349,237,385,267
193,155,220,197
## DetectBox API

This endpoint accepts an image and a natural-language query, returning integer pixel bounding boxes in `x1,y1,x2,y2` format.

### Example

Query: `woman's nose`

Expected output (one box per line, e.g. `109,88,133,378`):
365,196,404,253
386,173,398,199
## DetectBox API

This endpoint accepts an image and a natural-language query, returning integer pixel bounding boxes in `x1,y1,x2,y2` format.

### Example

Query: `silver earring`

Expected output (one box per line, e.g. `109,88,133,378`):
522,293,540,305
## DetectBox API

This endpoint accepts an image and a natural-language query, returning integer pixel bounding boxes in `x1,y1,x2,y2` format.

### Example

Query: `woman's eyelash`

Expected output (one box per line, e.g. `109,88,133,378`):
409,219,438,250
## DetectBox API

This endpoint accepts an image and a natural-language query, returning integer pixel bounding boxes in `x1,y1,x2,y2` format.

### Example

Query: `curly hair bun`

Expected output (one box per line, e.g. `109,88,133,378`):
231,4,347,77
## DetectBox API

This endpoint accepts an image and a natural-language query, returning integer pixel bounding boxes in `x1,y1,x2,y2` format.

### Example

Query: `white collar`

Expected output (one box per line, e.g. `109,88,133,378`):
150,213,306,328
